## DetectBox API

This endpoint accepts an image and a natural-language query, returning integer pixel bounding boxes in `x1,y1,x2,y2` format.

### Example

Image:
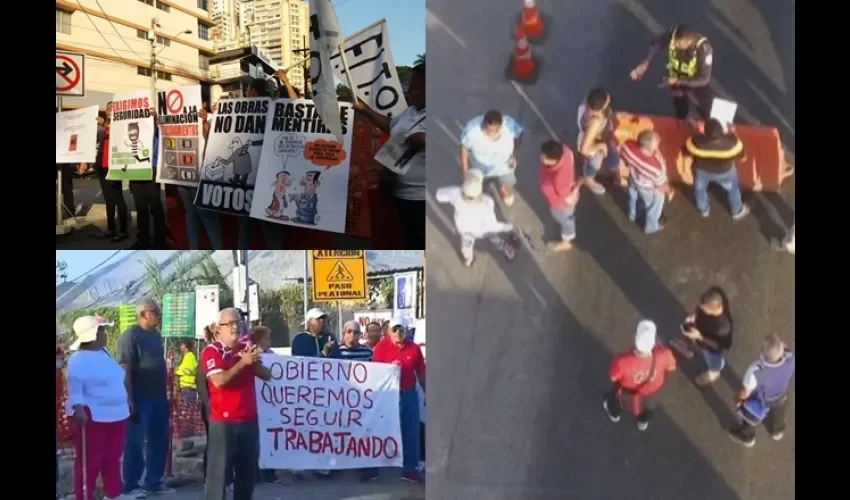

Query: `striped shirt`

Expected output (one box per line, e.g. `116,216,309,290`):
339,344,373,362
620,140,668,189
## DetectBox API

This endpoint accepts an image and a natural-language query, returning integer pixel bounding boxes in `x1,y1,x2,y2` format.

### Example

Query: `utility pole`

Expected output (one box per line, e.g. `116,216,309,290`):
149,18,160,101
292,34,311,97
232,250,250,318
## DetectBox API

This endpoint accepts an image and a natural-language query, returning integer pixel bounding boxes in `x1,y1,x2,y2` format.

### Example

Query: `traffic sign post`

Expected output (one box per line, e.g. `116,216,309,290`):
56,51,85,97
310,250,368,301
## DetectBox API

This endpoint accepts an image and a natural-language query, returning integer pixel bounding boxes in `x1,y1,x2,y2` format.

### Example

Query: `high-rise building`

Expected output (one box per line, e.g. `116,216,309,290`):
209,0,237,43
56,0,217,108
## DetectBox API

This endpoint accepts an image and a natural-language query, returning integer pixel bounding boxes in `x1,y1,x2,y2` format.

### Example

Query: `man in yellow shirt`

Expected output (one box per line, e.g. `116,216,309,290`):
175,339,198,403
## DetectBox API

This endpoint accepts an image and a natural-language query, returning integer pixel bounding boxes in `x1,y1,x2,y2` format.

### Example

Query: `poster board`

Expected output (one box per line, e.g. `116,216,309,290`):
156,85,205,186
107,90,154,181
56,105,98,164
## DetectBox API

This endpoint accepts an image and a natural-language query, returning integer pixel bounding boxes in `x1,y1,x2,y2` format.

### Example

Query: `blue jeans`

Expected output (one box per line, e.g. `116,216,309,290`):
627,182,665,234
177,186,223,249
484,171,517,189
702,349,726,372
693,168,743,216
582,148,620,178
122,398,170,493
550,205,576,241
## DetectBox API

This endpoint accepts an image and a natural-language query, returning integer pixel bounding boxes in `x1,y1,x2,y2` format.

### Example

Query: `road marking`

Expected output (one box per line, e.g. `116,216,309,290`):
426,9,468,50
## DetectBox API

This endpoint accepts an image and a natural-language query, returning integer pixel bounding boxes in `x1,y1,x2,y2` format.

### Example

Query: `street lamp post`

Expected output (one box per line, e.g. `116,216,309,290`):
148,17,193,101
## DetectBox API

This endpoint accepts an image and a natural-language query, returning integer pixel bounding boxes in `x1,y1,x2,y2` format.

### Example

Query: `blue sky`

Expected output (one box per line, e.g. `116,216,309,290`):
332,0,425,66
57,251,129,282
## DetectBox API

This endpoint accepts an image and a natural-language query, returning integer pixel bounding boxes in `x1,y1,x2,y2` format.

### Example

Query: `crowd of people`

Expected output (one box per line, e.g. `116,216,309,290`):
58,299,426,500
57,64,427,250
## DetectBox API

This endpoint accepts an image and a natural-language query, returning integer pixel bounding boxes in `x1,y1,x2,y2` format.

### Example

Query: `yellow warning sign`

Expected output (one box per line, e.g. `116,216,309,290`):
310,250,367,301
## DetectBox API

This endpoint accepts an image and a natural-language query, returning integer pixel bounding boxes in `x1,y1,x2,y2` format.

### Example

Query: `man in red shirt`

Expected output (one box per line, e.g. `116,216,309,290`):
538,140,580,252
368,317,426,484
201,308,271,500
620,130,671,234
605,320,676,431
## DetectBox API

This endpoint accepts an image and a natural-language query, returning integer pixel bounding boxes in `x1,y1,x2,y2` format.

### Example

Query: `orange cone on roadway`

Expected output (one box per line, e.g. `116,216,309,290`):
511,32,537,81
517,0,544,41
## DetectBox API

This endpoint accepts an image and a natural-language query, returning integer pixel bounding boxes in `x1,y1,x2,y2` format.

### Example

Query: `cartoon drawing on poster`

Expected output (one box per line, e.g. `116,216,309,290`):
156,86,204,186
107,90,154,181
194,98,269,216
251,99,354,234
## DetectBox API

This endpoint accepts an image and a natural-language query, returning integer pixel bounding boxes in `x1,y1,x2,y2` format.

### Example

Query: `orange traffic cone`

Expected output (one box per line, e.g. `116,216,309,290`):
515,0,544,42
511,33,537,81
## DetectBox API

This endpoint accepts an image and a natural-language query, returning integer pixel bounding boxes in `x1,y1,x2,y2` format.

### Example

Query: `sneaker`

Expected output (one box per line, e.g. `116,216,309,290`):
695,370,720,386
401,472,425,484
699,210,710,218
637,420,649,431
463,256,474,268
602,399,620,423
771,431,785,441
732,204,750,221
546,240,573,252
503,193,515,207
586,178,606,195
727,427,756,448
124,490,147,499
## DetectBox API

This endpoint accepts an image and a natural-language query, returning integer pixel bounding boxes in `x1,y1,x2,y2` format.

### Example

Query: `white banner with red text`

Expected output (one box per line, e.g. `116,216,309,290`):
255,354,403,470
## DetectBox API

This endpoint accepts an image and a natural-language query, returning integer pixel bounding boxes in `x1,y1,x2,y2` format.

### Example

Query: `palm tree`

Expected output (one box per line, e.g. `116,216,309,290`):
141,252,233,306
414,53,425,66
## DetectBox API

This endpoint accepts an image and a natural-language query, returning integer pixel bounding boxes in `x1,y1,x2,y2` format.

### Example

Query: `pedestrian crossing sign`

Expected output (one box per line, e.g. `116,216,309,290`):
310,250,367,301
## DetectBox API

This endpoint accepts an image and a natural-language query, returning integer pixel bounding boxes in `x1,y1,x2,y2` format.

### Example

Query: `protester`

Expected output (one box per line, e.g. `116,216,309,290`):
130,111,166,249
274,69,300,99
685,119,750,220
202,308,271,500
364,322,383,348
96,103,129,242
196,324,233,492
538,140,579,252
66,316,130,500
435,169,517,267
460,109,524,207
249,325,278,484
577,88,621,194
175,339,198,403
619,130,671,234
368,318,426,484
680,287,733,386
605,320,677,431
177,101,224,250
381,320,390,338
355,63,427,248
630,24,715,123
118,299,174,497
339,321,373,361
291,308,341,359
728,334,795,447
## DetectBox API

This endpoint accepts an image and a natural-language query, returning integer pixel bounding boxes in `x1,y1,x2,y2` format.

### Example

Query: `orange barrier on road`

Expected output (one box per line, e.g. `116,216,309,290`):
611,112,792,192
515,0,545,42
511,35,537,81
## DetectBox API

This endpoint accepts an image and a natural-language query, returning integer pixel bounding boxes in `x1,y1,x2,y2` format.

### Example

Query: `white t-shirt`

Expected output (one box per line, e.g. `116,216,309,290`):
390,106,426,201
435,186,513,238
65,350,130,423
461,115,523,177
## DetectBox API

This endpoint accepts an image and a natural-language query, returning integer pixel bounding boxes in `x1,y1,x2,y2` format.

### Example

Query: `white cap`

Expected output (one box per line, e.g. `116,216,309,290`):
635,320,657,354
70,316,113,351
462,170,484,198
389,317,407,329
305,307,327,323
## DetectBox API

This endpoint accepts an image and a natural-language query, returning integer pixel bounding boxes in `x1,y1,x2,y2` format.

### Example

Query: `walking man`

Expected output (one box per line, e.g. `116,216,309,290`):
202,308,271,500
118,299,174,498
619,130,671,234
686,119,750,220
605,320,677,431
460,110,524,207
728,334,795,447
538,140,580,252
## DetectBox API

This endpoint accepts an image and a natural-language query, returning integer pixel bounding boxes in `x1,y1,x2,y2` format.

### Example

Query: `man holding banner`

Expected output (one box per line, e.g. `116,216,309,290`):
369,317,426,484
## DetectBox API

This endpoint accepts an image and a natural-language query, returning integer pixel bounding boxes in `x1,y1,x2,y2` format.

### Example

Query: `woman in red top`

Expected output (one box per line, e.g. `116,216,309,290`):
96,102,129,242
604,320,676,431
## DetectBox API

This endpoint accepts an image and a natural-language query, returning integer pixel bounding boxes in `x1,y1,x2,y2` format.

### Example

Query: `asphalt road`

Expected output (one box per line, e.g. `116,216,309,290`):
425,1,795,499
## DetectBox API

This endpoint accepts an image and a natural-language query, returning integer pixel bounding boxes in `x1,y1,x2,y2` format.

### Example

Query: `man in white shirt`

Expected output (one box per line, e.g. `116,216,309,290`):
436,169,517,267
460,110,524,207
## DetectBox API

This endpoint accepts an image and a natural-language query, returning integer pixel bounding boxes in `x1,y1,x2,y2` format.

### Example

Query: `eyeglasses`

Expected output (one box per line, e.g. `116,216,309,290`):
219,320,239,329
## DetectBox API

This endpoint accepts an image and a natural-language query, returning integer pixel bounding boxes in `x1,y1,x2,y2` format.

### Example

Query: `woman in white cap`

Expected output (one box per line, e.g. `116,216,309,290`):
604,320,677,431
435,169,519,267
65,316,131,500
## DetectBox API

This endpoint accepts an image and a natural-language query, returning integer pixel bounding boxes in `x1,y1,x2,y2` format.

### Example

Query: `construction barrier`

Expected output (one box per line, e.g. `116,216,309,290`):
612,112,793,192
164,118,399,248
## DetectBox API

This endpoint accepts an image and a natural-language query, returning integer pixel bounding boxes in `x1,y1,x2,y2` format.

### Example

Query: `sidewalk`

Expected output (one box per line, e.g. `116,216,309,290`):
55,177,141,250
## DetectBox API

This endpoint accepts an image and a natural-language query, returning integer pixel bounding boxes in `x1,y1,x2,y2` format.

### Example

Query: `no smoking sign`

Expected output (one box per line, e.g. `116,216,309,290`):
56,50,85,97
166,89,184,114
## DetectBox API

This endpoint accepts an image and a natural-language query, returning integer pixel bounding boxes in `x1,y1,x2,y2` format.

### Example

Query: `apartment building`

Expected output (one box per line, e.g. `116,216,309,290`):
209,0,237,43
56,0,217,109
239,0,309,91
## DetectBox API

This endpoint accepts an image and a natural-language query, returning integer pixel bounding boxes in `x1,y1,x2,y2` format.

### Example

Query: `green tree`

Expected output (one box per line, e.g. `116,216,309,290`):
396,65,411,85
414,53,425,66
140,252,233,307
336,83,354,103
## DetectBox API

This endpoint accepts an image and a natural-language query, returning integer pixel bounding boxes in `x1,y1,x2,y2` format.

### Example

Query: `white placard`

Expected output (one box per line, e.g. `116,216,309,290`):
56,105,98,163
256,355,403,470
195,285,220,340
107,90,155,181
710,98,738,132
155,85,205,186
393,272,417,321
352,310,393,328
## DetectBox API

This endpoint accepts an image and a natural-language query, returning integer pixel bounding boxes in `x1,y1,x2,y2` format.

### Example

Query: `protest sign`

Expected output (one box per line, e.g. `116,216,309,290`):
308,0,344,142
107,90,154,181
250,99,354,233
194,98,269,216
56,105,98,164
256,355,403,470
331,20,408,119
155,86,204,186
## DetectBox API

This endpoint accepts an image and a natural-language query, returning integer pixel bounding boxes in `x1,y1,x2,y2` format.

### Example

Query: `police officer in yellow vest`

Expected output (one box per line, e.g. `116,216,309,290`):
629,24,715,122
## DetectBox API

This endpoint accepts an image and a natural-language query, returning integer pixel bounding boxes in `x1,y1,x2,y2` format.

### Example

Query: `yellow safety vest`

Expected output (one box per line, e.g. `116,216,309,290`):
667,30,707,79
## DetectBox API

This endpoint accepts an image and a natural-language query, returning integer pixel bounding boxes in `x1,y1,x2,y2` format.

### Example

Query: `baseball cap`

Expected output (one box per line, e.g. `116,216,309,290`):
634,319,657,354
70,316,113,351
305,307,328,323
389,317,407,329
462,170,484,198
